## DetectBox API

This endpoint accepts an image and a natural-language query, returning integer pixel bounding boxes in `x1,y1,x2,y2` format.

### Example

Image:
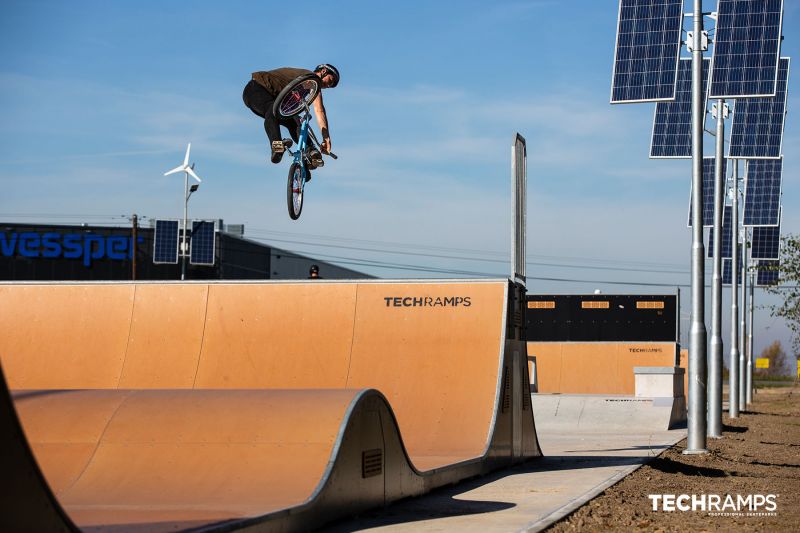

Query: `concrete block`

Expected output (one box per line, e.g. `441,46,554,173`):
634,366,685,398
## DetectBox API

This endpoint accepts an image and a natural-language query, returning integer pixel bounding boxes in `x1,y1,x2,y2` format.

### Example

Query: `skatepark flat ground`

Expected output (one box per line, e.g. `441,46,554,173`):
324,411,687,532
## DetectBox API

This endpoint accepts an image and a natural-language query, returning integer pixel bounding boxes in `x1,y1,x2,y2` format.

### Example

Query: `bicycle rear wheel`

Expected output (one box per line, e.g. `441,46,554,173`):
273,73,321,119
287,163,305,220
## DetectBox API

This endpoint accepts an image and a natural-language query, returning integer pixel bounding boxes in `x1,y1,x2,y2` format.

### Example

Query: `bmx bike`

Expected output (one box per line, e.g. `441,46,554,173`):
273,73,337,220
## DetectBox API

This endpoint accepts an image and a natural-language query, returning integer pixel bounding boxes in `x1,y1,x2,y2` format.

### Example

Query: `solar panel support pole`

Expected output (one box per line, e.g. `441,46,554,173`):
747,267,755,405
729,160,740,419
685,0,708,454
739,224,748,412
708,99,726,439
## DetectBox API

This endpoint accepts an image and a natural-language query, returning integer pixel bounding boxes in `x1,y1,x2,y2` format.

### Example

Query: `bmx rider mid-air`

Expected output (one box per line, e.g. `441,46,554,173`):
242,64,339,165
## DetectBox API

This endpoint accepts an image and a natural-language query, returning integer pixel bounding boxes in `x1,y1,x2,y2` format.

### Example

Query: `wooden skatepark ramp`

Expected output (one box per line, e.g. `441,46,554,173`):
0,280,540,531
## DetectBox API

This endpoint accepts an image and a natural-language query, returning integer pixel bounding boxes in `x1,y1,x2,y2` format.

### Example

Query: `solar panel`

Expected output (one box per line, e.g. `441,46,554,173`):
153,219,180,264
743,158,782,226
722,247,743,285
189,220,216,266
708,205,733,258
756,259,779,286
728,57,790,159
688,157,727,227
751,222,780,259
611,0,684,103
650,58,711,158
709,0,784,99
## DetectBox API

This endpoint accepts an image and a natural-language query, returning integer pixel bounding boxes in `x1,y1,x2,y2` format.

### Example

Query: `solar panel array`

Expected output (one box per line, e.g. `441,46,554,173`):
729,57,791,159
190,220,216,266
756,259,780,286
611,0,684,103
153,220,180,264
722,246,743,285
709,0,785,99
743,158,783,225
708,205,733,258
650,58,710,158
751,222,781,259
689,157,726,227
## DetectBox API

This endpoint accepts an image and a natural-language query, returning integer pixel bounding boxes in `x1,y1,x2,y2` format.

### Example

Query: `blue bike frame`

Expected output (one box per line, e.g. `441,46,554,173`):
288,109,314,183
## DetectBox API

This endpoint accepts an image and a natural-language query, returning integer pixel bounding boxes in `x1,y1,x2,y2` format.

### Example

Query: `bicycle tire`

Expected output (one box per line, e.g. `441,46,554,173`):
287,163,305,220
273,73,321,119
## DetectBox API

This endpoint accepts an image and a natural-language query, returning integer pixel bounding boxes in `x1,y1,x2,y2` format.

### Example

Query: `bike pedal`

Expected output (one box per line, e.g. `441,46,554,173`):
271,140,286,153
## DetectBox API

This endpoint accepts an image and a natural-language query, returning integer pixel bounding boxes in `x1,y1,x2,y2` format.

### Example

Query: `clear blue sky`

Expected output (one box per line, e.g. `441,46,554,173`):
1,1,798,361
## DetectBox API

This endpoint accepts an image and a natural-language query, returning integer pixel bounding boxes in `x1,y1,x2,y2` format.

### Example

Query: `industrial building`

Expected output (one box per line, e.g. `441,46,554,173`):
0,221,370,281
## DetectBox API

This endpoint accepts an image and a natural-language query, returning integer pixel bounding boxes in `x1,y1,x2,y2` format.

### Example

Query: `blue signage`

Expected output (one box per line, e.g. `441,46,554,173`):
0,232,144,267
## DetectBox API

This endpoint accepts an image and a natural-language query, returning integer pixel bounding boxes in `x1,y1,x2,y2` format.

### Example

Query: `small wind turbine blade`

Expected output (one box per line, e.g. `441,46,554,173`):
164,164,186,176
186,166,202,183
183,143,191,167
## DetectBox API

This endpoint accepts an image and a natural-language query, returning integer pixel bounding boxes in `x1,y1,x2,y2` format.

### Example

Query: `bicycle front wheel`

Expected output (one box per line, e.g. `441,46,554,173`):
273,73,321,119
287,163,305,220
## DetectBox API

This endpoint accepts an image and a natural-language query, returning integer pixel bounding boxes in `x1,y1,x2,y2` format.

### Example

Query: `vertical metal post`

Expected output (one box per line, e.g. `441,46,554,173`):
181,173,188,281
739,225,748,412
676,286,681,348
686,0,708,454
708,100,726,438
511,134,527,288
747,268,755,404
132,214,138,281
729,160,740,419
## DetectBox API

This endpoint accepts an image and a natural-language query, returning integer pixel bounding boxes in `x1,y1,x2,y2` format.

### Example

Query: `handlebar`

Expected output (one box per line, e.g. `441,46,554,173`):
306,122,338,160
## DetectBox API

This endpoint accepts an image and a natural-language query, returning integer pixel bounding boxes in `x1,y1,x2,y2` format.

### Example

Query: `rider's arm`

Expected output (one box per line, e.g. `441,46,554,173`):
313,92,331,153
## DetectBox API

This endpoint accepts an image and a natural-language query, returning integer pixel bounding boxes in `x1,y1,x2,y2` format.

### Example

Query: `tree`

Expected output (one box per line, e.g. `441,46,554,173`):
759,340,788,377
764,234,800,361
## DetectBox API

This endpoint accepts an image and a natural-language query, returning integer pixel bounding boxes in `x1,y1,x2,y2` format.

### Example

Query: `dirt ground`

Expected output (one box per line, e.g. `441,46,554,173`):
547,384,800,532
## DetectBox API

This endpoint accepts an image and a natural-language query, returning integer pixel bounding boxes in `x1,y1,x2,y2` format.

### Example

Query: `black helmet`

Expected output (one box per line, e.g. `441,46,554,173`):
315,64,340,88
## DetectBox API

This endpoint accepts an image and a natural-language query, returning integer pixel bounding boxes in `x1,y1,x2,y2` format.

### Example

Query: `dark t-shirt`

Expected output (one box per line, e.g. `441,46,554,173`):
252,67,313,96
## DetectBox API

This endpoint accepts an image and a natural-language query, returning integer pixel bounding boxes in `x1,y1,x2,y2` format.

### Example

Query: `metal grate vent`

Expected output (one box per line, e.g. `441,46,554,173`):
522,380,531,411
362,449,383,478
501,366,511,413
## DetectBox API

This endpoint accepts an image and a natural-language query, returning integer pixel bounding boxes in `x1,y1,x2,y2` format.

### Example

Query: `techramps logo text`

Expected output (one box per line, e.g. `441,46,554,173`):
648,494,779,517
383,296,472,308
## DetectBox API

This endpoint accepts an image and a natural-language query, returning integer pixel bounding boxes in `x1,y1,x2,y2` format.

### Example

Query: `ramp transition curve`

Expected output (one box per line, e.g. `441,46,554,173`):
0,280,540,531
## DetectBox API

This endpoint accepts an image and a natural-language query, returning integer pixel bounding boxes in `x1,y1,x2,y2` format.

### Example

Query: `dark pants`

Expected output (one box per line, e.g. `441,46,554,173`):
242,80,299,148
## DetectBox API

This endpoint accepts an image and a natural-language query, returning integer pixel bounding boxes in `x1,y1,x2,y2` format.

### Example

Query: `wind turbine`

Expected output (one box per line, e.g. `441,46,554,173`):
164,143,204,281
165,142,202,182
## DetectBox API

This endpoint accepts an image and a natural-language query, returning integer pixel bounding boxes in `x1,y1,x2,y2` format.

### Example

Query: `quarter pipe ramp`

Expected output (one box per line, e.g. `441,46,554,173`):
0,280,540,531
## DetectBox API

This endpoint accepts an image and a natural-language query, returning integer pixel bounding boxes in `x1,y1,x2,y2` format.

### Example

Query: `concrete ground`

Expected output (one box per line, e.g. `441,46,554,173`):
324,399,687,533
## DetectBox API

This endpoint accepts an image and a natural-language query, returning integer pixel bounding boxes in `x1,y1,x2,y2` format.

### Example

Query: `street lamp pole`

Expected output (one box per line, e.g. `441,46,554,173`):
182,171,189,281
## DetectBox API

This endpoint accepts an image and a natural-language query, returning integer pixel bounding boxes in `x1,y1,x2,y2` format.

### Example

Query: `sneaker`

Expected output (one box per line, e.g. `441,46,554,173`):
270,139,294,164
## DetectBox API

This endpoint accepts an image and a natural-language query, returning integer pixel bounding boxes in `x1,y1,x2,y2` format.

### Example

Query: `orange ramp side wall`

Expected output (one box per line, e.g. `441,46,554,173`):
194,283,358,389
0,284,135,389
528,342,678,395
0,282,360,391
118,284,209,389
0,280,538,532
347,283,506,469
